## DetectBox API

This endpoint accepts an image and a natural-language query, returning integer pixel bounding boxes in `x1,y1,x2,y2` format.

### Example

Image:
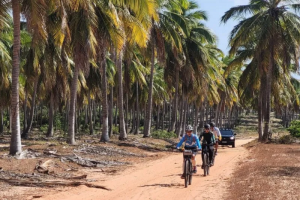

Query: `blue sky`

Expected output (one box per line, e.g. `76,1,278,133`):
195,0,249,54
195,0,300,79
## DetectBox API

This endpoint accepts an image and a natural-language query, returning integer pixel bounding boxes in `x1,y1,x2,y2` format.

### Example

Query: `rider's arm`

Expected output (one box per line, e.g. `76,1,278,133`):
215,127,222,140
176,136,185,148
196,136,201,150
212,133,216,144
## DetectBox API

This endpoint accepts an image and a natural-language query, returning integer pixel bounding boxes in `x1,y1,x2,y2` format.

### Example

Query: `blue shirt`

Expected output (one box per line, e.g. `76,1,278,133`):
176,134,201,149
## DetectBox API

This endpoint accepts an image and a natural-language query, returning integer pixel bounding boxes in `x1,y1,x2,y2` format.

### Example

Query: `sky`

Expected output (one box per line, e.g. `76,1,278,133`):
195,0,249,54
195,0,300,79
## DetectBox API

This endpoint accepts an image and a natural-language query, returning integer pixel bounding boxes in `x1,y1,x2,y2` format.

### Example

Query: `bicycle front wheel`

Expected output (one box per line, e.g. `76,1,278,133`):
184,159,189,188
203,153,208,176
188,160,192,185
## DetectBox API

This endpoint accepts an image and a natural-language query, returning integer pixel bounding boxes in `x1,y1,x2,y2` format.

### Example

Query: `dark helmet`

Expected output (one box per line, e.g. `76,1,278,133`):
204,124,210,130
185,125,193,131
209,122,215,127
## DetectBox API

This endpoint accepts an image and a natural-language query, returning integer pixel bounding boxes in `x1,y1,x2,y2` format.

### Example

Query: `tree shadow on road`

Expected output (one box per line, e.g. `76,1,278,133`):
139,183,183,188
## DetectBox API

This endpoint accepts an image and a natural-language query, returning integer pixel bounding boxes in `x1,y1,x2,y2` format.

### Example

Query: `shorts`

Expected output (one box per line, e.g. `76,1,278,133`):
184,146,198,156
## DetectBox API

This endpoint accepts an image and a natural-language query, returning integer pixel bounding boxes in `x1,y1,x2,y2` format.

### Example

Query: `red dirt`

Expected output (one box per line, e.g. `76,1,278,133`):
226,142,300,200
37,139,253,200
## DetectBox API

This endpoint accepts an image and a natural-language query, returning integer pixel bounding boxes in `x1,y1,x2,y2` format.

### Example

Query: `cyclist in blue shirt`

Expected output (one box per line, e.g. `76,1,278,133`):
176,125,201,178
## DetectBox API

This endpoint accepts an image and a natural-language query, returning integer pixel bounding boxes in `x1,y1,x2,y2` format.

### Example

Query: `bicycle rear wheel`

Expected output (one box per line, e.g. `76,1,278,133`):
184,160,189,188
203,154,208,176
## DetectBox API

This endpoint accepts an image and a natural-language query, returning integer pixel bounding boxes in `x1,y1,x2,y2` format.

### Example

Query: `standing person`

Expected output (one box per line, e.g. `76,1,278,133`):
176,125,201,178
210,122,222,155
199,124,215,167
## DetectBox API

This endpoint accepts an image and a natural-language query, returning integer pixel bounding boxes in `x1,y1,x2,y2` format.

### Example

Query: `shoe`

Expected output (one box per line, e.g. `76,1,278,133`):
215,152,218,156
201,165,204,169
210,162,214,167
192,166,197,174
181,174,185,179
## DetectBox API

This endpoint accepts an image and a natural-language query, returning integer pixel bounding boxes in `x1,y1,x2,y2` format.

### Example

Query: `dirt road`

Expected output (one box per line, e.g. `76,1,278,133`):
39,139,252,200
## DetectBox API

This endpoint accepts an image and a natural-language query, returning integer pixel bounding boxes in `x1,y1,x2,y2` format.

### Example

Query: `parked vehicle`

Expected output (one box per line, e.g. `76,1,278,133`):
219,129,236,148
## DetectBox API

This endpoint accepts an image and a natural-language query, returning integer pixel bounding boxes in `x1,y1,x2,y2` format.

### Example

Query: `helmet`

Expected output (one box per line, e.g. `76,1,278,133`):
204,124,210,129
185,125,193,131
209,122,215,127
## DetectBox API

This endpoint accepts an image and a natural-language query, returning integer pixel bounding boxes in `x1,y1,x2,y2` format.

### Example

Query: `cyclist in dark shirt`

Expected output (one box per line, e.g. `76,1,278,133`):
199,124,215,168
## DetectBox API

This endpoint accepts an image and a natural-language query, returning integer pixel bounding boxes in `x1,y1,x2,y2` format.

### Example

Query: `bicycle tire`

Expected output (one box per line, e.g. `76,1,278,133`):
203,153,208,176
188,160,192,185
185,159,189,188
206,154,210,175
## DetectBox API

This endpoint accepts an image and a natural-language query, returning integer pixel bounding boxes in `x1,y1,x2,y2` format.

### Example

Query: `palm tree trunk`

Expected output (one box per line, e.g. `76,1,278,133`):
67,60,80,144
143,34,156,137
262,44,274,142
176,97,184,137
169,68,179,132
22,78,38,138
23,89,28,133
194,106,198,134
182,100,188,132
162,100,165,130
117,52,127,140
88,94,93,135
10,0,22,155
0,108,3,133
100,46,109,142
108,85,113,137
47,92,54,137
125,93,129,133
134,82,140,135
156,105,160,130
258,76,264,140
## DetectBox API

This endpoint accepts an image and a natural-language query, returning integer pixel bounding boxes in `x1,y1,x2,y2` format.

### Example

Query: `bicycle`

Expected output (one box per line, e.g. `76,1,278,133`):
202,142,211,176
182,149,194,188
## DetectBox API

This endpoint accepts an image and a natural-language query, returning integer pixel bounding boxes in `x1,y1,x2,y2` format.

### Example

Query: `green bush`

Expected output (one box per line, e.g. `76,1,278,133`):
287,120,300,138
112,126,119,135
151,130,177,139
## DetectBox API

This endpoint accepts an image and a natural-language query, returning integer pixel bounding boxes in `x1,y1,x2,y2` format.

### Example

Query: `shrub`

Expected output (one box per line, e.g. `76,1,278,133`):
151,130,177,139
112,126,119,135
287,120,300,138
278,135,295,144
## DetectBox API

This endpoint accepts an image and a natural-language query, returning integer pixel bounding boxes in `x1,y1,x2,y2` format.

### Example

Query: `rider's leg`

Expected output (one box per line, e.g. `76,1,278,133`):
191,155,197,173
215,141,219,154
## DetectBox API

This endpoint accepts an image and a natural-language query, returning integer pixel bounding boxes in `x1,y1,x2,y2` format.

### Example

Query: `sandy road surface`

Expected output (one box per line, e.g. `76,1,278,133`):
39,139,253,200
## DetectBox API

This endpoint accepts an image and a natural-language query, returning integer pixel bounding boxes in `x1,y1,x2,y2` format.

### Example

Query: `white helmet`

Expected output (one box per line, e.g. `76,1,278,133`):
185,125,193,131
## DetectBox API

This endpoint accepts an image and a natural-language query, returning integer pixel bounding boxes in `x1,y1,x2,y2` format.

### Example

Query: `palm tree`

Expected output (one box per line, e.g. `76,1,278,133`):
222,0,300,142
67,0,97,144
10,0,22,155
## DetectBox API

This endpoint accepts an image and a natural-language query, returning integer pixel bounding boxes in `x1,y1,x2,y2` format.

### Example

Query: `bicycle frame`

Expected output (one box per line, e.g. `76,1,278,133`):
183,150,193,188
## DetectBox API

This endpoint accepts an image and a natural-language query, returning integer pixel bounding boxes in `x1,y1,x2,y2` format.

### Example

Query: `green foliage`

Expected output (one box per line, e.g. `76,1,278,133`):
112,126,119,135
54,113,64,131
40,124,48,133
287,120,300,138
151,130,177,139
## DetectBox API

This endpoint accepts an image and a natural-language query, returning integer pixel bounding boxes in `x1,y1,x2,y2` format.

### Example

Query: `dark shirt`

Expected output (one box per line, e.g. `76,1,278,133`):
199,131,215,145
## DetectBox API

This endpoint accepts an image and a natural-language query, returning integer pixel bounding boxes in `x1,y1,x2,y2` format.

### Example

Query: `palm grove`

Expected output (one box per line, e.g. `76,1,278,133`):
1,0,300,155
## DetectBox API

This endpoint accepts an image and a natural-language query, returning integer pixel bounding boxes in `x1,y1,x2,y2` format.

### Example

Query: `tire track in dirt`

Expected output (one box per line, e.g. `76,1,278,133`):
38,139,253,200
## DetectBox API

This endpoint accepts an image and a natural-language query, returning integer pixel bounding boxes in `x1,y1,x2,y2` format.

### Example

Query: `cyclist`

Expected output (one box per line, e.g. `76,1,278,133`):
176,125,201,178
199,124,215,167
210,122,222,155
